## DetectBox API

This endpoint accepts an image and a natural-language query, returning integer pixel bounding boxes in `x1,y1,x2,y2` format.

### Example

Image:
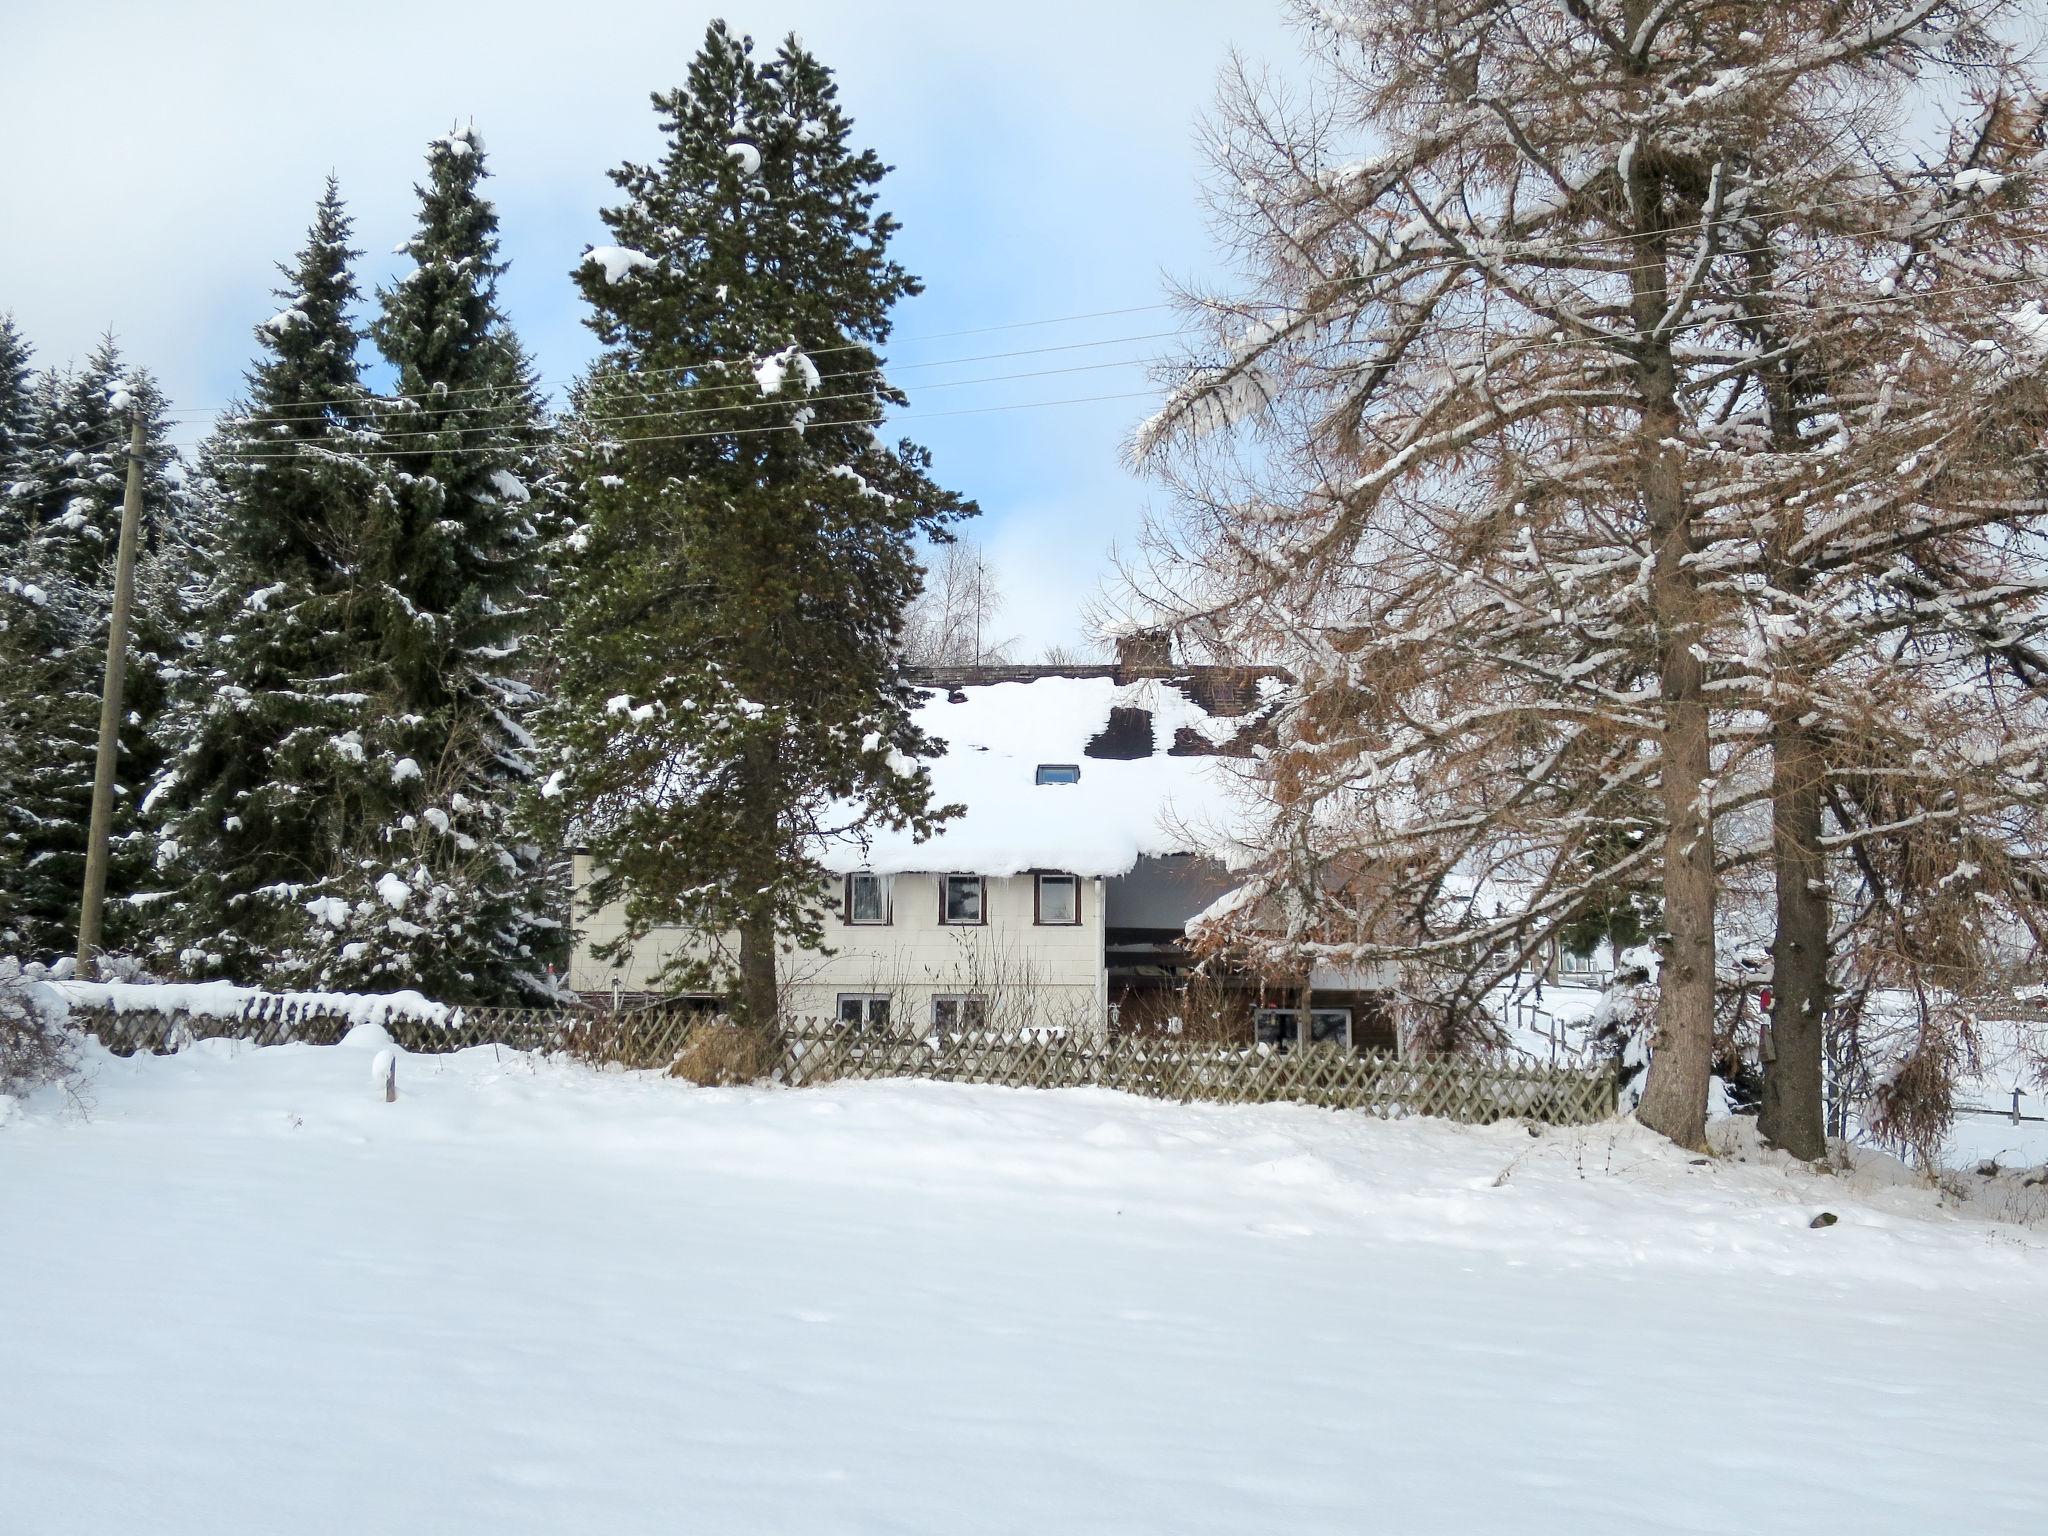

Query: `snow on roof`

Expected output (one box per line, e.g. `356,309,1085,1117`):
820,675,1271,879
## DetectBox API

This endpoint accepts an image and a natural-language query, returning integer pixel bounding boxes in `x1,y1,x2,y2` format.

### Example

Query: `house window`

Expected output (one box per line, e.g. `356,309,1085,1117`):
845,871,888,925
1254,1007,1352,1049
1035,763,1081,785
1035,873,1079,926
836,993,891,1033
941,874,985,925
931,994,988,1034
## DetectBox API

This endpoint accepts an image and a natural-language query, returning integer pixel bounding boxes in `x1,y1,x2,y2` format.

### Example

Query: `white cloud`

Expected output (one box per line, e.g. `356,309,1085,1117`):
0,0,1292,640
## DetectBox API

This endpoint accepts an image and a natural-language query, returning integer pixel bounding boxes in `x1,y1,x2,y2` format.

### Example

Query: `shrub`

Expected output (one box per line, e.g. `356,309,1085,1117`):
0,957,76,1101
667,1019,779,1086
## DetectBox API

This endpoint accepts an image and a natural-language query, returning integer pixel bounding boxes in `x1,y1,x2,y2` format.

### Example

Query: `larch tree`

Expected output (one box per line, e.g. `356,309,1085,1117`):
149,181,394,983
1129,0,2048,1151
539,22,974,1026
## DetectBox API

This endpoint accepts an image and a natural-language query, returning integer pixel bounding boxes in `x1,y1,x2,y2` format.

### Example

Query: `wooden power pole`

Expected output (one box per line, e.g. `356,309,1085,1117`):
75,402,147,978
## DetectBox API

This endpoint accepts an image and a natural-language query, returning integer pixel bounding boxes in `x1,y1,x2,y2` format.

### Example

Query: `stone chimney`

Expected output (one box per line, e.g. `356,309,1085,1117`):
1114,626,1173,674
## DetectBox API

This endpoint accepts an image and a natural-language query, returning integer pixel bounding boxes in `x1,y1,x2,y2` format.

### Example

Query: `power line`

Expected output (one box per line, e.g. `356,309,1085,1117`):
145,195,2044,425
131,264,2048,464
181,385,1164,466
209,352,1160,450
150,310,1189,422
171,326,1185,433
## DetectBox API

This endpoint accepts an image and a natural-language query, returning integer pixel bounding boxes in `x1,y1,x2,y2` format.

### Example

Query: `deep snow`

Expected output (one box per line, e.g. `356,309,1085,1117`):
3,1032,2044,1534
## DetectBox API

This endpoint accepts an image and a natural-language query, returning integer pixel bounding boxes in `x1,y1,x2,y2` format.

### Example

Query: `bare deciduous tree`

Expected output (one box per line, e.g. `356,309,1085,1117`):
900,539,1019,666
1128,0,2048,1153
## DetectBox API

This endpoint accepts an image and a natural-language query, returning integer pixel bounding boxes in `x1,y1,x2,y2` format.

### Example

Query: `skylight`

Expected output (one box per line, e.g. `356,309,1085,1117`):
1035,763,1081,785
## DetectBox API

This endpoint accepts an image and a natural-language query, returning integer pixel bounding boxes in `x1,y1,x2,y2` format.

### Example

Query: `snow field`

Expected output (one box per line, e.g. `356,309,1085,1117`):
2,1030,2044,1534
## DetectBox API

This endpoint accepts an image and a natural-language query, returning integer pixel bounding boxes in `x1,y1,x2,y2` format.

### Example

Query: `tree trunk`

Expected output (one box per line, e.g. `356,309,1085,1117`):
1626,133,1717,1153
735,905,779,1032
1760,711,1829,1159
1743,244,1831,1163
1633,512,1719,1151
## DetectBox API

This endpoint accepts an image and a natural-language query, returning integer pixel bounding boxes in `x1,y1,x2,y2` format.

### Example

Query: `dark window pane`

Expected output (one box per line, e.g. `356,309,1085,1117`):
1254,1010,1295,1047
850,873,884,923
1309,1009,1350,1045
870,998,889,1030
945,876,982,923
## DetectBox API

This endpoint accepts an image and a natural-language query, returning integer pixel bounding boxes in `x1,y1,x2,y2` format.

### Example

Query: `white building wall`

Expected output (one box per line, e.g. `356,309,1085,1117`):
570,858,1108,1037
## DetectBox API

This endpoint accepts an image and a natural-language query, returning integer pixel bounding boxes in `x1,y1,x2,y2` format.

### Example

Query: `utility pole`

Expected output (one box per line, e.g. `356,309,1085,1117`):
75,400,146,978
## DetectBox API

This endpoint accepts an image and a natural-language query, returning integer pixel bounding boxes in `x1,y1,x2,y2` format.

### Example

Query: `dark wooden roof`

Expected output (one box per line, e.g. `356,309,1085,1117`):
901,662,1291,720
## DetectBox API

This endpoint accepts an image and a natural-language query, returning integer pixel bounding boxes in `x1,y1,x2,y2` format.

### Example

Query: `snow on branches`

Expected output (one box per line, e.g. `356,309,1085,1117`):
1125,0,2048,1152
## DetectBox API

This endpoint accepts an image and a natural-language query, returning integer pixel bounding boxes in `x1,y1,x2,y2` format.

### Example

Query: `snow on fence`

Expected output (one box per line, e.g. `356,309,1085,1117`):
69,1001,699,1072
67,1000,1618,1127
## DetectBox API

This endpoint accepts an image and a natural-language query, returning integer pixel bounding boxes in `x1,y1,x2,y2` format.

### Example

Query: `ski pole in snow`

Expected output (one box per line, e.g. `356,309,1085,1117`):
75,400,147,978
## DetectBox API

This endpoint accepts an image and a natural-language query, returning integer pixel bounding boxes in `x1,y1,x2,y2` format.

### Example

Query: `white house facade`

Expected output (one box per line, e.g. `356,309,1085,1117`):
569,639,1398,1049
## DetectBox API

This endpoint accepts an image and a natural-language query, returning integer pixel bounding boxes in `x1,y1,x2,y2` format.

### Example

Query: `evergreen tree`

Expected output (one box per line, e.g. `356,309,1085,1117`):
0,315,32,518
278,125,562,1001
151,180,394,982
0,338,186,959
540,23,974,1023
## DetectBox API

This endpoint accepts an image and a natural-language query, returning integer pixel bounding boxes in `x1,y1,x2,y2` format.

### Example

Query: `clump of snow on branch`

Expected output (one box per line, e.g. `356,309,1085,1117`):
583,246,657,285
753,345,821,396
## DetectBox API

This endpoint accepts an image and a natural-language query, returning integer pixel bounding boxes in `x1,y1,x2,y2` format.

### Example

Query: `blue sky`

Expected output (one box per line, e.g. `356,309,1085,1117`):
1,1,1296,655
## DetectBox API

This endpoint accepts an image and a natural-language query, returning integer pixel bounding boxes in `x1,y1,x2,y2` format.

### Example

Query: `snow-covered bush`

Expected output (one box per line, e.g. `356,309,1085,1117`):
0,956,75,1101
1586,948,1658,1112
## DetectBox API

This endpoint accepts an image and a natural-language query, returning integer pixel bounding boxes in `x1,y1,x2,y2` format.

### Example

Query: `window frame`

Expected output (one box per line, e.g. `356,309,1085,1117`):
940,873,987,926
1253,1006,1353,1050
930,993,989,1034
843,871,890,926
1035,763,1082,785
1034,872,1081,927
835,992,892,1033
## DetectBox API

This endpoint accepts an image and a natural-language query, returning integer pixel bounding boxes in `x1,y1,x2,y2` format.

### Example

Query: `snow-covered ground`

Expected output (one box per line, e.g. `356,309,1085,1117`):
1495,975,2048,1169
4,1031,2045,1534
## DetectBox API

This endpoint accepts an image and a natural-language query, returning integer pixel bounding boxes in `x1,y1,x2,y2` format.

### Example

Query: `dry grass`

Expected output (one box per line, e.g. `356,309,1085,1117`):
667,1020,779,1086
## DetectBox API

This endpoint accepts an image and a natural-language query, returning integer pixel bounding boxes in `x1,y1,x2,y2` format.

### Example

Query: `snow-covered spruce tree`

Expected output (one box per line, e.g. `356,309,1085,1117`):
540,23,973,1026
0,315,32,503
266,125,568,1003
150,180,396,984
1130,0,2048,1151
0,340,187,961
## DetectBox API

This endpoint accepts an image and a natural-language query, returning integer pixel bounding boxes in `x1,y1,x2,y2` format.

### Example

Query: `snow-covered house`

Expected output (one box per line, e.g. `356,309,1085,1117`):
570,636,1398,1049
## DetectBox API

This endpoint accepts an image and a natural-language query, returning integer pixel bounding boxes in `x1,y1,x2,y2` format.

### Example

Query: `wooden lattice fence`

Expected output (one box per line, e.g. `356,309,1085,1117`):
777,1025,1617,1125
71,1003,1617,1127
73,1001,703,1072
